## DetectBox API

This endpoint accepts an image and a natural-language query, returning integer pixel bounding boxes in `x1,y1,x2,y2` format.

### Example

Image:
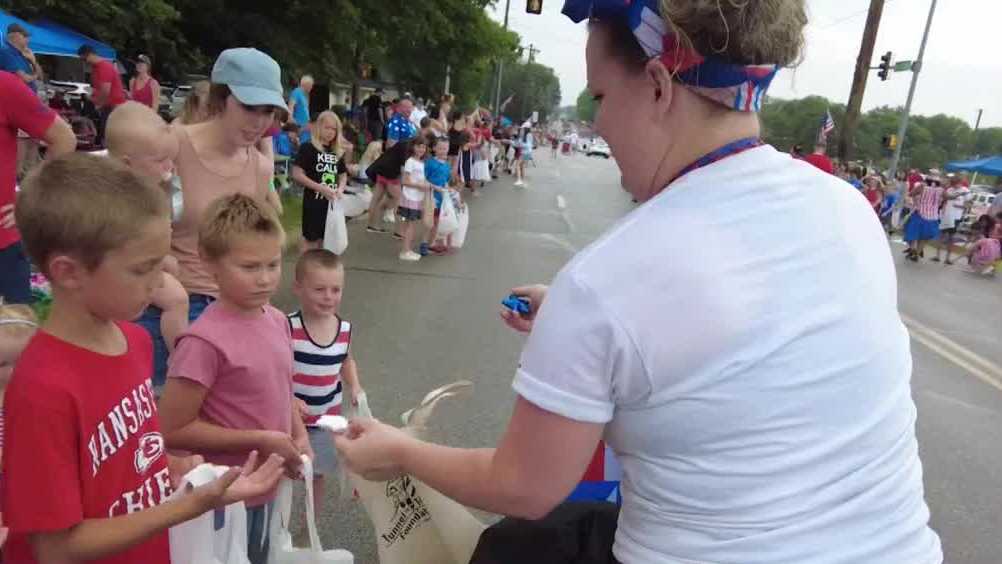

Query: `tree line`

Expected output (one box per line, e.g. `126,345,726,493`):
2,0,561,119
576,90,1002,173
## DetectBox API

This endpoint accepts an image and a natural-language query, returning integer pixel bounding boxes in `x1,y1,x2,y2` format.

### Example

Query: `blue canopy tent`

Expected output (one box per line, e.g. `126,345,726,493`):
944,156,1002,177
0,10,116,60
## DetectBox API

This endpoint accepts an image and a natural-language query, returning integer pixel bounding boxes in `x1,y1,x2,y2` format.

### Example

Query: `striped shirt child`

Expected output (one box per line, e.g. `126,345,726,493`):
288,311,352,423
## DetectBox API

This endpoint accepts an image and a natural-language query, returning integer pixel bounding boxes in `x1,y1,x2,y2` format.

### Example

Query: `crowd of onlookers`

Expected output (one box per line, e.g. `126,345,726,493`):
0,37,563,562
795,143,1002,275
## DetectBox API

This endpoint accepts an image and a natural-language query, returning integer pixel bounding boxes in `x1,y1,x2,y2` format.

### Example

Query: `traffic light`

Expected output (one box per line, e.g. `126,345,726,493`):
526,0,543,14
877,51,893,81
882,134,898,149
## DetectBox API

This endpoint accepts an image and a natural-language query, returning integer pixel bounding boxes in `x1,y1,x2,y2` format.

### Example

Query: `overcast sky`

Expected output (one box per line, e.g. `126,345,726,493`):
489,0,1002,128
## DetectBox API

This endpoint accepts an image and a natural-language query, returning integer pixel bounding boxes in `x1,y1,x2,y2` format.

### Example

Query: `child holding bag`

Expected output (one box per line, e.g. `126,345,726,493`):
292,111,349,252
3,155,284,564
421,137,456,256
159,194,310,564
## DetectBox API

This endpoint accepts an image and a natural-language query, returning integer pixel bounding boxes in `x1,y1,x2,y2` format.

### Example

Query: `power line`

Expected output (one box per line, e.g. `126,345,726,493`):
819,0,896,30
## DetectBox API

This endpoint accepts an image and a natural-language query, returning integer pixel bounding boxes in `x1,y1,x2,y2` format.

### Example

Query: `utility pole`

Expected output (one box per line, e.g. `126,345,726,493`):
444,64,451,95
527,44,538,64
494,0,512,113
887,0,938,181
838,0,885,163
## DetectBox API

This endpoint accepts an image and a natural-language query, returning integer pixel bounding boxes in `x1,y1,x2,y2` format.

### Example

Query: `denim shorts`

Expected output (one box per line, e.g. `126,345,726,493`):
0,241,32,304
308,426,339,476
136,293,215,388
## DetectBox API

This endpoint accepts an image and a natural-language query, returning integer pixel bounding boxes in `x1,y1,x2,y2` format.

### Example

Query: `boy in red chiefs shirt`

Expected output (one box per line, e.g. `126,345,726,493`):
1,153,285,563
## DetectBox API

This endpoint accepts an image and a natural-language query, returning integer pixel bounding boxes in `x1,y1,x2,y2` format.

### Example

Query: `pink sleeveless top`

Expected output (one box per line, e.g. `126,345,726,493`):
131,77,157,108
171,126,269,296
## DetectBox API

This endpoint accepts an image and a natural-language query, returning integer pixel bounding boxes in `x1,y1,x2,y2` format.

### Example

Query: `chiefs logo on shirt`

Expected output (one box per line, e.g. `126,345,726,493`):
134,432,165,474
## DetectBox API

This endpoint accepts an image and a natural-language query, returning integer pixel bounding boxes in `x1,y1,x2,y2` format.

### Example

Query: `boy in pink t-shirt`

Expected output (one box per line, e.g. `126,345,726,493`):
159,194,310,564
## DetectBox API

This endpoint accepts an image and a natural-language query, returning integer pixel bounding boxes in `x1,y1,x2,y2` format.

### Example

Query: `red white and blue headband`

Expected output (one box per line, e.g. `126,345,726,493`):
563,0,779,112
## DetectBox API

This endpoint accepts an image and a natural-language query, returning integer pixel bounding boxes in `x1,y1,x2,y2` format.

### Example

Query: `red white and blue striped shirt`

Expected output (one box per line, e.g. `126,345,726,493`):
288,312,351,424
916,185,944,220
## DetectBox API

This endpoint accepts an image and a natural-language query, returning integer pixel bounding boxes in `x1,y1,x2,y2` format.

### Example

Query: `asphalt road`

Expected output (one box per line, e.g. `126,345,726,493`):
271,150,1002,564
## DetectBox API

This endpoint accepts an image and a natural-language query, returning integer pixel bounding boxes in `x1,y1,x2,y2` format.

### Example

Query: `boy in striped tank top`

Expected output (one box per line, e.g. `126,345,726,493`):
289,249,363,512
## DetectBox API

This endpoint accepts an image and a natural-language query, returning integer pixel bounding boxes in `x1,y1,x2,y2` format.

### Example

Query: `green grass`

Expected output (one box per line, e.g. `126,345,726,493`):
280,191,303,248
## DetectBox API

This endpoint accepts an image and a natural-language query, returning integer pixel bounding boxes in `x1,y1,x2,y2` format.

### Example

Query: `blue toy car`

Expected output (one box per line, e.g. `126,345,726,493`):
502,295,532,315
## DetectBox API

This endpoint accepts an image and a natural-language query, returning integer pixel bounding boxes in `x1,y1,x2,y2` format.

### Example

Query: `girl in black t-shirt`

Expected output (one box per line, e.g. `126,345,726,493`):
292,111,348,250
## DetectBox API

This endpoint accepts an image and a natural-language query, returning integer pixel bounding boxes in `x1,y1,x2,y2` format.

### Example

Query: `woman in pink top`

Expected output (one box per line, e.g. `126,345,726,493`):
128,54,160,110
170,48,286,310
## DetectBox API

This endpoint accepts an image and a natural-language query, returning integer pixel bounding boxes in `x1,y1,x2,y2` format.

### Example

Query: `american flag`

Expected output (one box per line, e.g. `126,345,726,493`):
818,109,835,143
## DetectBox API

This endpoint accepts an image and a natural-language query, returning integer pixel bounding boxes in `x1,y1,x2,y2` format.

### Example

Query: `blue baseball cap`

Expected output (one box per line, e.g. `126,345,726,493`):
211,48,288,111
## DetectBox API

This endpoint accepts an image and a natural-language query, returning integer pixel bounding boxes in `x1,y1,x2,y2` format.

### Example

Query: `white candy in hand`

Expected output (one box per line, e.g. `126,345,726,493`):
315,415,349,434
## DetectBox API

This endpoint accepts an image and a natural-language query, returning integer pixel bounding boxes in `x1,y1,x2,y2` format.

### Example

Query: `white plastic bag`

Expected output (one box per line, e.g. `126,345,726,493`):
269,455,354,564
450,205,469,249
339,189,372,219
323,200,348,255
472,160,491,182
437,195,459,235
348,383,486,564
169,464,250,564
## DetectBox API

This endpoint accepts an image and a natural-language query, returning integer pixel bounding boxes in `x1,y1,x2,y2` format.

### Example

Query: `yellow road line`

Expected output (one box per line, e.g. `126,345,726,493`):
901,313,1002,393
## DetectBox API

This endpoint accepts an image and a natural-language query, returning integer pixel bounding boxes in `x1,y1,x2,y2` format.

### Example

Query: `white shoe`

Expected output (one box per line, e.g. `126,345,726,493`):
513,180,524,187
383,210,396,223
399,251,421,262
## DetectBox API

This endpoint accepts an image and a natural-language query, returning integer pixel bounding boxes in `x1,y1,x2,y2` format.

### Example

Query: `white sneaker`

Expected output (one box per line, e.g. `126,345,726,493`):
399,251,421,262
513,180,524,187
383,210,396,223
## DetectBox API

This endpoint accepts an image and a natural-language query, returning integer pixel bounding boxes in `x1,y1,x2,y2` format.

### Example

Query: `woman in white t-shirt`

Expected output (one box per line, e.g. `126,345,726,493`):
335,2,944,563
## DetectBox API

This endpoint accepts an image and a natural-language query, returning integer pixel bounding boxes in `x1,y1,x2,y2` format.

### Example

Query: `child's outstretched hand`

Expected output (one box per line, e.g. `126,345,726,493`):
191,451,286,510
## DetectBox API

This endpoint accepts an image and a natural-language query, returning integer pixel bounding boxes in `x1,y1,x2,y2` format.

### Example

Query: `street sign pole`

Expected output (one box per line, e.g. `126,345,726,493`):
888,0,937,180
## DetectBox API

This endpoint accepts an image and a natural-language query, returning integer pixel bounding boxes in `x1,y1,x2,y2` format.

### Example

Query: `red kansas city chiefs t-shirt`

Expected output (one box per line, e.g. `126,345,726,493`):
2,323,171,564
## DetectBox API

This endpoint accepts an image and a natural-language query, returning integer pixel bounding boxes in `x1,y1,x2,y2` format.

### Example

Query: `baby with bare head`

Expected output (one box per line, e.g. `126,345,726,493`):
106,102,189,386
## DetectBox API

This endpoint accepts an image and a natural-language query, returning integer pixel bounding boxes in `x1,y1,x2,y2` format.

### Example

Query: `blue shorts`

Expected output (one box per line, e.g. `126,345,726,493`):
136,293,215,388
0,241,32,304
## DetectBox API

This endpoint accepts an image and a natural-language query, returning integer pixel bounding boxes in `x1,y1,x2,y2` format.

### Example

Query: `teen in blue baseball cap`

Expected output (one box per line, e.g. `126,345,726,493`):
210,47,288,111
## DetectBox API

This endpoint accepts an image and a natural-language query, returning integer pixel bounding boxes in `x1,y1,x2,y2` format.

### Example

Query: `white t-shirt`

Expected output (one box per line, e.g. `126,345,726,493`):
402,157,425,202
410,108,428,130
940,185,969,227
514,145,943,564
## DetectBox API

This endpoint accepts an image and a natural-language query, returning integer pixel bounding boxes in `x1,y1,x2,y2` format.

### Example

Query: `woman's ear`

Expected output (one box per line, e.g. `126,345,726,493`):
645,58,674,118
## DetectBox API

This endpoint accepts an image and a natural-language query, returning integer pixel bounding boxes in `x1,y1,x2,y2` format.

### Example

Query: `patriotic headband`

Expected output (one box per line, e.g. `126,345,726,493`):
563,0,779,112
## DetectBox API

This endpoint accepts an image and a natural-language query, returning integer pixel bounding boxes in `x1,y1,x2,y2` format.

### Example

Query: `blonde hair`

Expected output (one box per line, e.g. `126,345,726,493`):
0,303,38,341
16,153,169,276
177,80,211,125
295,248,343,282
660,0,806,66
311,111,343,156
198,194,285,261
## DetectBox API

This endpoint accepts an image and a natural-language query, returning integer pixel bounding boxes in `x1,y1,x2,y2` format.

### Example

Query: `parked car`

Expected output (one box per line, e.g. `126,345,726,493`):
157,85,192,120
48,80,91,100
587,138,611,158
958,187,997,233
